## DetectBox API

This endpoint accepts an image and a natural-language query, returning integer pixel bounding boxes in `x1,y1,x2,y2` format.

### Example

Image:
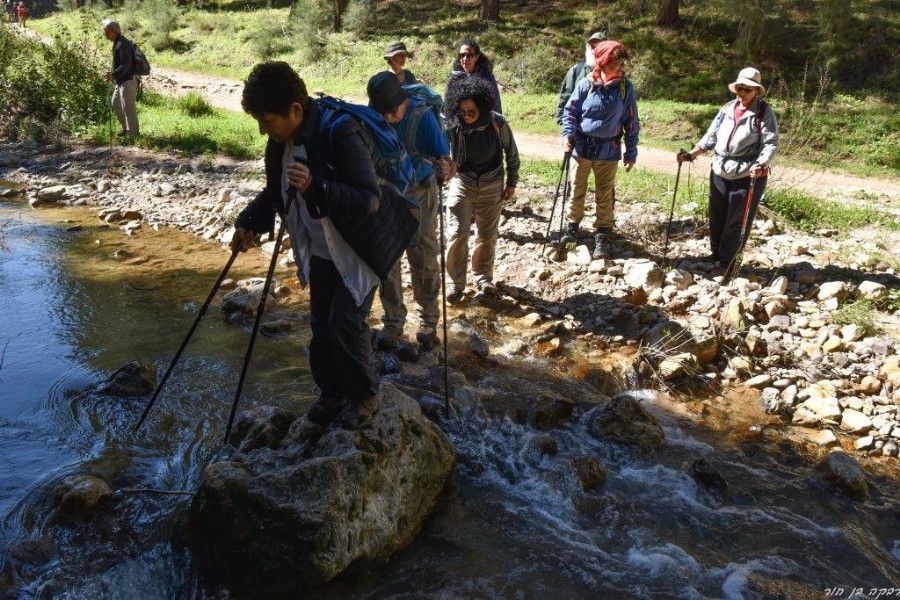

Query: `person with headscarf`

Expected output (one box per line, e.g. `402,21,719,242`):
561,39,639,259
445,38,502,115
678,67,779,276
556,31,606,125
383,41,417,85
443,77,519,302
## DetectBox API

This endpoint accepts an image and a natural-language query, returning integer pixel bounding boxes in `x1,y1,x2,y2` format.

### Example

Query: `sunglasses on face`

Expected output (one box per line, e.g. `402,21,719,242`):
458,109,478,118
458,52,477,59
734,85,755,93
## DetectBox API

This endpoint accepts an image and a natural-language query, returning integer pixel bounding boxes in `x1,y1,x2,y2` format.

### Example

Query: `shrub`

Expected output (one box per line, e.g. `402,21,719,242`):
833,300,879,337
342,0,376,38
0,28,107,142
176,92,216,117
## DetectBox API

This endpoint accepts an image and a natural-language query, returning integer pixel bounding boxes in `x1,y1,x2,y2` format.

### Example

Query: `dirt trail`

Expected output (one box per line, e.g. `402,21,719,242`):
64,64,897,205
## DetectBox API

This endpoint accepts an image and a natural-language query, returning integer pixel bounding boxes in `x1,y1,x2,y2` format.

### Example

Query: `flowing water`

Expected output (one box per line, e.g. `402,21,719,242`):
1,198,899,599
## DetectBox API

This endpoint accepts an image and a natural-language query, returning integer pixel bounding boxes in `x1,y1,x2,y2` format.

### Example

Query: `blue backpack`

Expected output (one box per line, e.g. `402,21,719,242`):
400,83,448,167
316,96,416,196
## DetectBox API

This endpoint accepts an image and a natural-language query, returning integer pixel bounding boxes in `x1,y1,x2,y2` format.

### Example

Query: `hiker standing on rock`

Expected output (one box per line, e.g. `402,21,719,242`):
102,19,140,139
383,42,418,85
445,38,502,115
444,77,519,303
561,40,639,259
15,1,26,27
367,71,455,351
556,31,606,125
677,67,779,276
231,62,411,429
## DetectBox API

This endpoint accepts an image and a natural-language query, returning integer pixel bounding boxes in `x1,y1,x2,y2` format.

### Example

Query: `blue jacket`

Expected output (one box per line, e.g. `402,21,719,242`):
562,77,639,163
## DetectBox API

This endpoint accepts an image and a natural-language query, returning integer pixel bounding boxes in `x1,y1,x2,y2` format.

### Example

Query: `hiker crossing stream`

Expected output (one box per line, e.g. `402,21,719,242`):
1,198,899,597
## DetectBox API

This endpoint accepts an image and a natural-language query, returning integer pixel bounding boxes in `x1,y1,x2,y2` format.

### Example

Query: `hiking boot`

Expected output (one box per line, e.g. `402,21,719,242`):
306,395,348,425
341,394,381,430
592,231,610,259
560,221,580,244
416,326,440,351
447,285,466,305
476,280,498,295
373,327,402,351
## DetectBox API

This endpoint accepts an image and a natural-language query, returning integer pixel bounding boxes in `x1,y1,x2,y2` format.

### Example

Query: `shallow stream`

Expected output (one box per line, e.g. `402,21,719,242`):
1,199,898,598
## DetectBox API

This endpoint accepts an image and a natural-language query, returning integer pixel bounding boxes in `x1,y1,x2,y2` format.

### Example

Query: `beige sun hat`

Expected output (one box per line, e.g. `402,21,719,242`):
728,67,766,95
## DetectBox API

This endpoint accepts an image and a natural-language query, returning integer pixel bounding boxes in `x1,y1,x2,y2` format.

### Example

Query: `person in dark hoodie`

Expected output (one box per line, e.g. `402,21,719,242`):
231,62,415,430
102,19,139,138
445,38,502,115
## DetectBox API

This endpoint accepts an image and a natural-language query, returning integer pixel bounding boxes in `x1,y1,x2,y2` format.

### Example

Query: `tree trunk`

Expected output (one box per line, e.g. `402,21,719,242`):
333,0,350,31
656,0,680,27
479,0,500,21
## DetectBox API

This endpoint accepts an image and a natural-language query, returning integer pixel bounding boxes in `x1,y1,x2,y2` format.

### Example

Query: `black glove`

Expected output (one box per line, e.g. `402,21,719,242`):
677,148,694,163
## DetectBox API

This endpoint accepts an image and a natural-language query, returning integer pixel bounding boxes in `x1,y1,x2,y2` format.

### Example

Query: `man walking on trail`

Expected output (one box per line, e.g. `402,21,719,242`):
556,31,606,125
366,71,456,351
231,62,413,430
102,19,139,139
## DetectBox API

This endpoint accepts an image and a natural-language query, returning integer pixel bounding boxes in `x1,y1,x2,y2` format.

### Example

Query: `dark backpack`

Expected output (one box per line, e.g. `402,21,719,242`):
132,41,151,77
316,97,419,277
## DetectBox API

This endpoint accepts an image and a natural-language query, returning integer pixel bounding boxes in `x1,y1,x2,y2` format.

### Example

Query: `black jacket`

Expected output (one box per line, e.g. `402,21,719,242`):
111,35,135,84
235,100,416,281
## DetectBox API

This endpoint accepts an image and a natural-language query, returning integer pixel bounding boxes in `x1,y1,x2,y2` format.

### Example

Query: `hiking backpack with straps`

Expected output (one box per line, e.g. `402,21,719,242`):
131,40,151,77
316,96,417,196
400,83,447,165
314,96,419,278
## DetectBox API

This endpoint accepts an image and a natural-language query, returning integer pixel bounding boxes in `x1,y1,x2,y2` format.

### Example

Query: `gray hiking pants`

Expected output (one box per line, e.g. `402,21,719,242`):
379,182,441,334
112,78,139,137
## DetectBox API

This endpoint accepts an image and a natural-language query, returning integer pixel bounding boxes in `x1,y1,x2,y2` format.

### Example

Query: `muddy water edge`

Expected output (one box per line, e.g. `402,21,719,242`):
1,198,899,598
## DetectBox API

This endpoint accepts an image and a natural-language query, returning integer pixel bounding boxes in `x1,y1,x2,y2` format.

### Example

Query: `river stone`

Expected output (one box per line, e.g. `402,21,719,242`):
227,406,297,452
817,281,850,301
623,259,664,289
858,280,887,302
801,396,842,421
642,320,692,354
98,360,157,396
806,429,838,446
571,457,606,491
817,451,869,499
221,281,275,314
51,475,113,520
768,275,789,295
689,459,728,493
840,409,872,433
691,335,719,363
36,185,68,202
188,384,455,595
856,375,882,396
586,394,664,448
746,374,772,389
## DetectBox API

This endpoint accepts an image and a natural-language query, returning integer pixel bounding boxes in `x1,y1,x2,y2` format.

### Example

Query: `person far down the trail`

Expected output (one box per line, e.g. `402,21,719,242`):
678,66,779,277
556,30,607,126
561,39,640,260
230,62,414,430
366,71,456,351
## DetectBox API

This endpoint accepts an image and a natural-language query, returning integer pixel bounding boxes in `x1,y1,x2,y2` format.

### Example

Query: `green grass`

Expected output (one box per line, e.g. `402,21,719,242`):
85,92,264,158
763,187,900,233
26,0,900,176
833,300,880,337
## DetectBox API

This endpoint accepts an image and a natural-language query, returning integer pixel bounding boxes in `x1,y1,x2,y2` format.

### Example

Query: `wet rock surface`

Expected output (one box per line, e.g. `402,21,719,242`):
188,384,455,595
98,360,157,397
587,394,665,448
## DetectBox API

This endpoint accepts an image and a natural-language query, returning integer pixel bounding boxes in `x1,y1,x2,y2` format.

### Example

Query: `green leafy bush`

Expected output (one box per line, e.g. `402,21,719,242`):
176,92,216,117
0,28,107,142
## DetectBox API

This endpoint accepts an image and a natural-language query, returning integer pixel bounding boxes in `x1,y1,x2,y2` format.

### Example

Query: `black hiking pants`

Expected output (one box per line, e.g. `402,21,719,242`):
308,256,379,402
708,171,768,268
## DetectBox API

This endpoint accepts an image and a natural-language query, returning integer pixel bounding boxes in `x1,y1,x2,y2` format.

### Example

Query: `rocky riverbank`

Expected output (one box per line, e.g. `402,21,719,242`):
3,138,900,470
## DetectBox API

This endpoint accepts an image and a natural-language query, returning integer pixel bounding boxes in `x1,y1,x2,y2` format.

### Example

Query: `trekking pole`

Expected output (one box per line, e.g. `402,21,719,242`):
554,157,573,260
541,151,571,258
662,153,685,267
134,246,240,432
223,191,296,444
724,173,759,281
437,181,451,419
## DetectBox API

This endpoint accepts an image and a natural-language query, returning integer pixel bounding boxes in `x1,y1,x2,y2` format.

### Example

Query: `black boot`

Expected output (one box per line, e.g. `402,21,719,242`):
592,230,610,259
560,222,579,243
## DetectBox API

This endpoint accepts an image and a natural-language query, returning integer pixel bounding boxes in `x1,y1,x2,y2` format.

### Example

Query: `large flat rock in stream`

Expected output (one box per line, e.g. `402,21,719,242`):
187,384,455,597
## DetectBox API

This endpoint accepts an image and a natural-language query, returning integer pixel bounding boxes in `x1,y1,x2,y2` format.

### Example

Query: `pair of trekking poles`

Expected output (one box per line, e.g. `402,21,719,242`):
663,151,760,279
542,151,573,260
134,191,297,443
135,179,455,439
